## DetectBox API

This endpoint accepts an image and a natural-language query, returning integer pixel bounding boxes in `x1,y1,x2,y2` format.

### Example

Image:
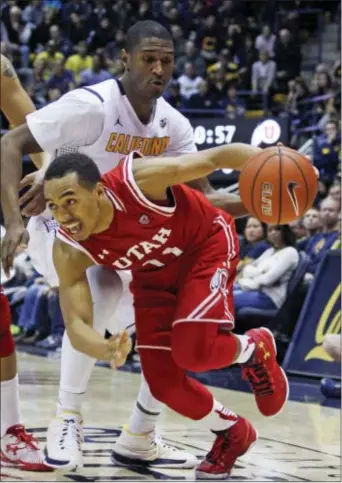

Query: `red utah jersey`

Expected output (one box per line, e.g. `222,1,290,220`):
57,152,237,273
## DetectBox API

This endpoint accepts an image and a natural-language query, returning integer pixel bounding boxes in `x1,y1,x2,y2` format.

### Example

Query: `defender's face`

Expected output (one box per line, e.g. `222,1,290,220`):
125,37,174,98
44,173,102,241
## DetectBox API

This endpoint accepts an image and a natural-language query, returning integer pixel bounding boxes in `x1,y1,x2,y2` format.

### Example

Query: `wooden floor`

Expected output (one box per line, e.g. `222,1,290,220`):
2,353,341,482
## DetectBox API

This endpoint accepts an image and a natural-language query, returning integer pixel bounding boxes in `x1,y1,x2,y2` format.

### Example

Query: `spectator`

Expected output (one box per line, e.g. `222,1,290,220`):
34,39,64,80
65,41,93,83
331,58,341,88
207,48,240,84
313,120,341,183
275,29,301,92
220,83,246,118
47,87,62,102
314,179,330,207
177,62,203,100
3,6,33,68
255,25,276,58
47,58,75,95
238,35,258,89
234,225,299,312
297,208,322,251
209,66,227,102
89,17,114,51
29,6,59,52
289,218,307,243
104,29,125,65
36,289,64,350
49,24,72,57
23,0,44,26
163,81,186,109
79,52,112,86
175,41,206,78
187,79,219,109
328,182,341,207
27,59,48,107
252,50,276,94
66,13,88,46
312,70,334,96
286,77,310,119
219,24,243,56
238,217,269,272
306,197,340,275
199,15,219,62
170,24,186,58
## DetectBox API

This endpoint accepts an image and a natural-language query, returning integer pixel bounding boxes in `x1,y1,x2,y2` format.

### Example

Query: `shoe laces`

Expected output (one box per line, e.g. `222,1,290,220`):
149,431,179,453
6,426,39,454
242,363,274,396
56,419,83,451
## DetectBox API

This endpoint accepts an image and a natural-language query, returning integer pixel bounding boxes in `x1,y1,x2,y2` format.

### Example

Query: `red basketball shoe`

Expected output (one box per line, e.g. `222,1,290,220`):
241,327,289,417
1,425,52,471
195,416,257,479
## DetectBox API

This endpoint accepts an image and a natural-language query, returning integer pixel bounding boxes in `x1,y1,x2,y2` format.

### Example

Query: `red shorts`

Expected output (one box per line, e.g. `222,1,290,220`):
0,288,11,335
132,214,239,350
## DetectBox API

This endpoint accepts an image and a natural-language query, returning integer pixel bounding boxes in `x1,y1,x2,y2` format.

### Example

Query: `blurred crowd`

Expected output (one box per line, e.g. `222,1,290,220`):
0,0,340,355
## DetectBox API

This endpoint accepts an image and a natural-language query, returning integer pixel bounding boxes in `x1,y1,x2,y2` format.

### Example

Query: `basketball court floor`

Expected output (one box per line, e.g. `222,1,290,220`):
1,352,340,482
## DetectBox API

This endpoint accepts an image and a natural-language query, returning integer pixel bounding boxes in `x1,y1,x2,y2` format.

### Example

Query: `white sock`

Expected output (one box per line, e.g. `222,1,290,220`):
234,335,255,364
57,332,96,415
1,374,21,436
127,373,163,434
201,399,238,432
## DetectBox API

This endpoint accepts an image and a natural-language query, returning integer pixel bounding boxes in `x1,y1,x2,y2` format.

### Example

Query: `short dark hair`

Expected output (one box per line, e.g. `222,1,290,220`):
125,20,173,52
44,153,101,190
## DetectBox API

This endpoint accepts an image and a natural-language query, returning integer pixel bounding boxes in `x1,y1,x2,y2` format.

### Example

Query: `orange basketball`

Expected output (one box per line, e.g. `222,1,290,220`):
239,146,318,224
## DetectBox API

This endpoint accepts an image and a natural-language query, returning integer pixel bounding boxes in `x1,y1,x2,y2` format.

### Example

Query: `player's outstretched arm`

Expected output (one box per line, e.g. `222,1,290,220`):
53,239,131,366
133,143,261,200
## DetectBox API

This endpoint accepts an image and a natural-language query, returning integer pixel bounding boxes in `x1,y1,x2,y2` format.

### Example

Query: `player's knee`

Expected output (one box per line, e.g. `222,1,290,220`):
0,294,15,358
172,323,212,371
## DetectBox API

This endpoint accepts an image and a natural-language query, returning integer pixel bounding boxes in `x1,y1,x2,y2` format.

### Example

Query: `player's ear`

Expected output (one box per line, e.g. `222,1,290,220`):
121,49,130,71
95,182,105,197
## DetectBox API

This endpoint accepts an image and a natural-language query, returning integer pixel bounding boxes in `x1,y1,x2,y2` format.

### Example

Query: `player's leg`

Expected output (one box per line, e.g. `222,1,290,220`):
139,345,256,480
110,271,198,468
0,290,50,471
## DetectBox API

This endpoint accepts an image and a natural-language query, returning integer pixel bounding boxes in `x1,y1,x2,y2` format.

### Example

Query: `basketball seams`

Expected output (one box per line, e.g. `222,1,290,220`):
277,147,283,225
283,153,310,214
248,153,277,218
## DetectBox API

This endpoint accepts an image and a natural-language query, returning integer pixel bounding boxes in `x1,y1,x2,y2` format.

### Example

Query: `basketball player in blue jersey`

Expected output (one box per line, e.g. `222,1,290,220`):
1,21,248,472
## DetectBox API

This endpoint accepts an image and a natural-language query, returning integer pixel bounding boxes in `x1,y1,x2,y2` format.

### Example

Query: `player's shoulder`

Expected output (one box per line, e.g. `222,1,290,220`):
0,54,18,80
53,237,93,281
67,79,116,104
157,96,192,130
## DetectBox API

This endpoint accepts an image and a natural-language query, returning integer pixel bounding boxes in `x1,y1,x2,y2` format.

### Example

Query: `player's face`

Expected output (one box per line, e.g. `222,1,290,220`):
44,173,103,241
125,37,174,98
244,217,264,243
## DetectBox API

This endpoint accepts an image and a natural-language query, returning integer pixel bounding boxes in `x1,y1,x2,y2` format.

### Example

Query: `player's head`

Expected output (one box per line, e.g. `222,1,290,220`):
267,224,296,249
44,153,106,241
121,20,174,99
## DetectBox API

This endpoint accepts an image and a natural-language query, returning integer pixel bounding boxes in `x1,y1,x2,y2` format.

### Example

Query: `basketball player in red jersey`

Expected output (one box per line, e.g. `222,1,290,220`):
41,143,289,480
0,55,50,471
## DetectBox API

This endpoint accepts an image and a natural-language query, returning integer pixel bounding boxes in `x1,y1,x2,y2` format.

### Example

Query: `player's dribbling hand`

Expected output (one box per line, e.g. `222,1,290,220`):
106,331,132,370
1,221,29,277
19,170,46,217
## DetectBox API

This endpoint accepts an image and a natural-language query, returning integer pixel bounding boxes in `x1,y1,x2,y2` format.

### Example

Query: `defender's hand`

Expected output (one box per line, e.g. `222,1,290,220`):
19,170,46,217
1,221,29,276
